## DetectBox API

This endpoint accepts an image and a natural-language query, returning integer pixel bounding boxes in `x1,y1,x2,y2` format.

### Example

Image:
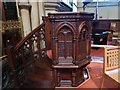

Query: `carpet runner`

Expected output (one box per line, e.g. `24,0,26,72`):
79,62,119,88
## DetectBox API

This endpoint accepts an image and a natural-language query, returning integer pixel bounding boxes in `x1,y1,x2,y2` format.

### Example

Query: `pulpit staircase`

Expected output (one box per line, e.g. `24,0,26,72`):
5,12,94,88
6,22,55,88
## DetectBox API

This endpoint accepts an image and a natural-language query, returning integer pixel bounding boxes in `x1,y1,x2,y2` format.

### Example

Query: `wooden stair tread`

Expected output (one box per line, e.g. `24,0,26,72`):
22,70,54,88
21,59,54,88
34,60,52,70
27,73,53,81
26,66,53,81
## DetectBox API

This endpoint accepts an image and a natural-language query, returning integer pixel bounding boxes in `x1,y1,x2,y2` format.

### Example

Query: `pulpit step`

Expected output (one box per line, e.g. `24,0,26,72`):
60,80,72,87
21,69,54,88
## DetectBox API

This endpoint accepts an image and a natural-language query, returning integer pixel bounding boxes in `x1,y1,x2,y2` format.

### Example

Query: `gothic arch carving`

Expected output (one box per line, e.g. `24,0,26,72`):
55,22,76,37
78,21,91,40
54,22,76,61
78,21,91,34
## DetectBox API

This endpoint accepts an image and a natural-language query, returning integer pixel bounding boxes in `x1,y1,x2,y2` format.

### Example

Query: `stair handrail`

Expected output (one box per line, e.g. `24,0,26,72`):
15,22,45,51
5,22,47,87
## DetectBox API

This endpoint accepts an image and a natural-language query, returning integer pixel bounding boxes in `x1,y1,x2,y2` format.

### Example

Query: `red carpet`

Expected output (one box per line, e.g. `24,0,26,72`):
91,48,104,57
56,62,120,90
48,48,120,89
79,62,120,88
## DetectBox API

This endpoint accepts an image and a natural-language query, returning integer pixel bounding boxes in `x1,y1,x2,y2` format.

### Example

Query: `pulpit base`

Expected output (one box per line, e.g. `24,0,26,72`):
53,64,86,87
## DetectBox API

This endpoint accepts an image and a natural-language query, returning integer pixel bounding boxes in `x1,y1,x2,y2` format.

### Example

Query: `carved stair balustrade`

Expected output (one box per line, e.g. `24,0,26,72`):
6,22,54,88
2,20,23,88
6,12,94,88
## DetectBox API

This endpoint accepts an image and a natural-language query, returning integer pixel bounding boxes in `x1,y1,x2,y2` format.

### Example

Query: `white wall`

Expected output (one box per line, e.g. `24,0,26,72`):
98,6,118,19
73,0,77,12
77,2,119,19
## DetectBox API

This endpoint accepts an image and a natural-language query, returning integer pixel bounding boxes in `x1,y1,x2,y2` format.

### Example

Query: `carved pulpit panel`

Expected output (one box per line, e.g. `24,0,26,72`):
57,26,74,64
48,12,94,87
77,22,91,65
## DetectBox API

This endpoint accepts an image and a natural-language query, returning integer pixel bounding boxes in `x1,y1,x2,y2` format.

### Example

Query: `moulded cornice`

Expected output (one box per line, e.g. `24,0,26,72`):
18,4,31,10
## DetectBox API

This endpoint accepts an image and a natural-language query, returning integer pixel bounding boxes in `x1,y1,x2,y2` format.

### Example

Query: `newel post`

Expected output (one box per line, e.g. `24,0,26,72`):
6,46,19,87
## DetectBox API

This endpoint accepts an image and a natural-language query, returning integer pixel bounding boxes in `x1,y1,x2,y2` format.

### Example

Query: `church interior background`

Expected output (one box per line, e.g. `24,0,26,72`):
0,0,120,89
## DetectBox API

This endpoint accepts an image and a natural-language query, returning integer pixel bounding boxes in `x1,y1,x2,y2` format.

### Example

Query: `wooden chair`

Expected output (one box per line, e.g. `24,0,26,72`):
6,22,55,88
104,46,120,84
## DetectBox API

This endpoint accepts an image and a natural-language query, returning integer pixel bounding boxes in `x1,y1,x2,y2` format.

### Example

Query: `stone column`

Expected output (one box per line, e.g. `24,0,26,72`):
44,2,59,16
38,0,45,24
30,0,39,29
19,1,32,37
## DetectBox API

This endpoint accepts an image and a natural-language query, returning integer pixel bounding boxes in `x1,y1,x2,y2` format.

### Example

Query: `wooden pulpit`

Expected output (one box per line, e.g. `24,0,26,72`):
47,12,94,87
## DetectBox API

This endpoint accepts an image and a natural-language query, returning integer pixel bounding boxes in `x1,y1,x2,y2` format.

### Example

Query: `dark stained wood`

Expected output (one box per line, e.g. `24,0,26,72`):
6,22,55,88
92,20,120,45
48,12,94,87
2,29,22,56
6,12,94,88
92,20,109,45
43,16,52,50
1,2,6,21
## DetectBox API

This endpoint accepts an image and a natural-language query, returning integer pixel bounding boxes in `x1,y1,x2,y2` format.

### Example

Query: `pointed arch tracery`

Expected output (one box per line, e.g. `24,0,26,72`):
55,23,76,62
77,21,91,60
78,21,91,41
